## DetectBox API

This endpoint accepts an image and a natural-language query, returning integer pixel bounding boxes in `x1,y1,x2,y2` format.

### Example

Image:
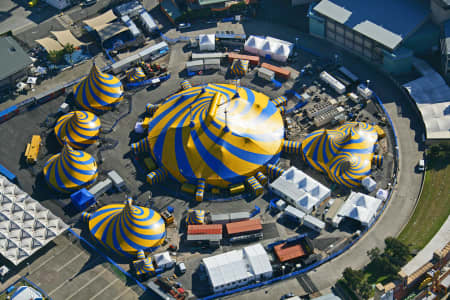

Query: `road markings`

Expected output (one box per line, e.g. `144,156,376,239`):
112,287,133,300
65,268,108,300
90,278,119,299
56,251,85,272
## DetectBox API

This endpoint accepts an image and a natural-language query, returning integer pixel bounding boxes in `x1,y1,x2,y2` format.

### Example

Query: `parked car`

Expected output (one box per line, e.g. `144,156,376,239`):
417,159,425,172
178,23,191,29
177,262,186,274
81,0,96,7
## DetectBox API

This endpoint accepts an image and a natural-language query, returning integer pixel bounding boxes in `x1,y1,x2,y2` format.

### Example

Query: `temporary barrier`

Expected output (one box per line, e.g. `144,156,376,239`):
255,172,267,185
0,164,16,182
285,100,308,114
282,140,301,154
246,176,263,196
271,96,287,107
266,164,284,179
272,78,282,89
131,136,150,153
146,167,168,184
196,179,206,202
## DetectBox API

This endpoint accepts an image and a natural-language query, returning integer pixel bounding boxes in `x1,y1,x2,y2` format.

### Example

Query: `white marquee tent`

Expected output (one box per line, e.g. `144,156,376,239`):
244,36,264,55
199,34,215,52
336,191,382,227
0,175,69,265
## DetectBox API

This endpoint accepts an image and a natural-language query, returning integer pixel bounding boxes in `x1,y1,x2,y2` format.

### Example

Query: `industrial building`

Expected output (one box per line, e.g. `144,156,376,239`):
269,167,331,213
202,243,272,293
308,0,441,75
0,37,32,89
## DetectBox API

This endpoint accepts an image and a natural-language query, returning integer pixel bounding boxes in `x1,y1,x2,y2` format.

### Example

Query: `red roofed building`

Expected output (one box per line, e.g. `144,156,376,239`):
274,242,307,262
187,224,222,243
226,218,262,236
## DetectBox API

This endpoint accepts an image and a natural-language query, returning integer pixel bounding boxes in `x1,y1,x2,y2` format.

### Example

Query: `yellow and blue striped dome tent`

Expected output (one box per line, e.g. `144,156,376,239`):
73,63,124,112
301,122,379,188
54,111,101,149
186,209,205,225
126,67,146,82
43,141,98,193
133,250,155,275
84,198,166,256
137,83,284,188
229,59,249,77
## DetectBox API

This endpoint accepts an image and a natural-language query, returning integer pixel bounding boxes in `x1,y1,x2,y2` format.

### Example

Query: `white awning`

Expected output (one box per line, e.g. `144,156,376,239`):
35,37,63,52
51,30,86,48
83,9,117,31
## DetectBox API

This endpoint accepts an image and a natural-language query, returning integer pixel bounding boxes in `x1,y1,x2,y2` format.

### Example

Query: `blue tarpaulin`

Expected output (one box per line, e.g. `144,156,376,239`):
71,188,96,211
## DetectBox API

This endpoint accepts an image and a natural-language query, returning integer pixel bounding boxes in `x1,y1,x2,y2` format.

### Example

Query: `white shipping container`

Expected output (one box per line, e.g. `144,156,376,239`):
203,58,220,70
88,179,113,199
186,60,204,72
258,67,275,81
320,71,346,94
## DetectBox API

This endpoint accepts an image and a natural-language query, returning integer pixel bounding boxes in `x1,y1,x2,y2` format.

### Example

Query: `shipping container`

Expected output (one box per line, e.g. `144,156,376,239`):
226,218,262,236
227,52,260,66
257,67,275,81
260,63,290,80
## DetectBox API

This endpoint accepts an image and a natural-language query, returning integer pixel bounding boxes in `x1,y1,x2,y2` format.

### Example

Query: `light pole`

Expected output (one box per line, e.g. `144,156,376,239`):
366,79,370,90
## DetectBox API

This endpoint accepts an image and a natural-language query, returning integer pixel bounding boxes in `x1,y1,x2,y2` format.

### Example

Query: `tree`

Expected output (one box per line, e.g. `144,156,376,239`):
359,281,372,299
47,50,63,64
63,43,74,54
343,267,364,291
384,237,410,267
367,247,381,261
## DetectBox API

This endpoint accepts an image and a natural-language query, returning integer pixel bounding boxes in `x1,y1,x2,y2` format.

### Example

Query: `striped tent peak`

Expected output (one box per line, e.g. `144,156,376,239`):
145,83,284,187
73,63,124,112
81,212,91,223
54,110,101,149
127,67,146,82
181,80,192,90
87,198,166,256
301,122,379,187
133,256,155,275
230,59,249,77
43,141,98,193
186,209,205,225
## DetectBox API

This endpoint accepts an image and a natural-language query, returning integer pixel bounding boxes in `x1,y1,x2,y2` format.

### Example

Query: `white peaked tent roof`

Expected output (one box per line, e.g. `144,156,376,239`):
0,175,69,265
244,35,264,55
337,191,382,226
199,34,215,51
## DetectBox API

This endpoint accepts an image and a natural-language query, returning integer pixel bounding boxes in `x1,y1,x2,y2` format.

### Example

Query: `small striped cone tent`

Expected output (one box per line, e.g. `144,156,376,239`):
43,140,98,193
54,111,101,149
73,63,124,112
127,67,146,82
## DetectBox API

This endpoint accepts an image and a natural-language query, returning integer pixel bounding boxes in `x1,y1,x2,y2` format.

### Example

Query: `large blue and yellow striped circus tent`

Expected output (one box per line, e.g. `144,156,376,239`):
134,83,284,188
54,111,101,149
43,142,98,192
73,64,124,112
301,122,379,188
229,59,249,77
83,198,166,256
126,67,146,82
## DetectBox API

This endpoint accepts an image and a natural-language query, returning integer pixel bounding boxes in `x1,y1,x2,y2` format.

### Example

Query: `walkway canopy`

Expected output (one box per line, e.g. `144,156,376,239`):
73,63,124,112
301,122,379,188
54,111,101,149
43,141,98,193
83,198,166,256
137,83,284,187
35,37,63,52
82,9,117,31
51,30,86,48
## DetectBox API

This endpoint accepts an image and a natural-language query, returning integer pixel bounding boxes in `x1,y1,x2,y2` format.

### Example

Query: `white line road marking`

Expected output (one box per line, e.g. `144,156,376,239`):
91,278,119,299
65,268,108,300
112,287,133,300
56,251,85,272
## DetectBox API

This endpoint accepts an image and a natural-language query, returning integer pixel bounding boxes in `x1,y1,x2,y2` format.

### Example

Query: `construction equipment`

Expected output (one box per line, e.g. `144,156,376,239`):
25,135,41,164
161,210,174,225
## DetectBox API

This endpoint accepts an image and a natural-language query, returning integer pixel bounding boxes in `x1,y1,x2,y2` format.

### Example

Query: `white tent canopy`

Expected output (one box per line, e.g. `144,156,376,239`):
199,34,215,52
336,191,382,227
35,37,63,52
244,35,264,55
153,251,173,269
0,175,69,265
51,30,86,48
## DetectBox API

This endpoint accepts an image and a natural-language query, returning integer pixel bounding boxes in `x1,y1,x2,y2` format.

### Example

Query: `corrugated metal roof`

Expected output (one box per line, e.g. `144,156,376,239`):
274,242,306,262
188,224,222,235
226,218,262,235
0,37,32,81
313,0,429,50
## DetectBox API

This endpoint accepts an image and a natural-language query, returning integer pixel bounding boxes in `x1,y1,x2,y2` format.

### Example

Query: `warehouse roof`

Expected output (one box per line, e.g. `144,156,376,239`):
226,218,262,235
188,224,222,235
313,0,429,50
274,242,306,262
0,37,32,81
403,59,450,141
